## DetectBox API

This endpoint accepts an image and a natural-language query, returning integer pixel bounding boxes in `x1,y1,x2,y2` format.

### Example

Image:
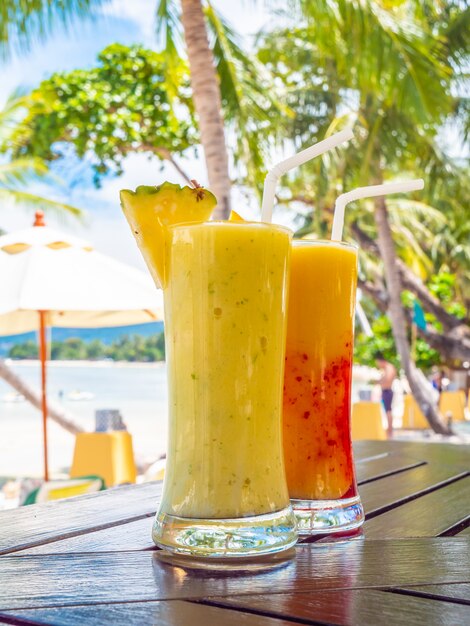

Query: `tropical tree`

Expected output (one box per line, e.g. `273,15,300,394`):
8,41,281,198
258,0,469,433
0,1,285,217
1,0,232,215
9,45,198,185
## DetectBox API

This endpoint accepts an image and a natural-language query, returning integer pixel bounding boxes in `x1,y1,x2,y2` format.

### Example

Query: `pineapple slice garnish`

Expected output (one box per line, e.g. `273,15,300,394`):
120,182,217,287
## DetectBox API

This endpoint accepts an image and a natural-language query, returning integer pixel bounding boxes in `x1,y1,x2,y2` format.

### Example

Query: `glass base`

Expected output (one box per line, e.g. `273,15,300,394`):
292,495,364,535
152,506,298,558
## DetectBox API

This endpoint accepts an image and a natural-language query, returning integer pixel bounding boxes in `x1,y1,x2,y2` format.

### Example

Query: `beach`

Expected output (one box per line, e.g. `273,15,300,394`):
0,361,168,478
1,360,469,481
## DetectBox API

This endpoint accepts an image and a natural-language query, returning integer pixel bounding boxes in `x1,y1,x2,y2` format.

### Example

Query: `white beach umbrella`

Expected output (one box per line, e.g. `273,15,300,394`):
0,211,163,480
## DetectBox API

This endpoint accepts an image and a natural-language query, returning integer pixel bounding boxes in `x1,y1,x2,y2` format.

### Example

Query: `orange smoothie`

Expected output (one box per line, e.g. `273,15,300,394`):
283,240,358,502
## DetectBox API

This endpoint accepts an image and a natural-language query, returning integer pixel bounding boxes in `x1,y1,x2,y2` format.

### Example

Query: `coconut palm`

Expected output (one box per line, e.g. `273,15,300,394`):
1,0,287,219
0,0,233,216
258,1,469,433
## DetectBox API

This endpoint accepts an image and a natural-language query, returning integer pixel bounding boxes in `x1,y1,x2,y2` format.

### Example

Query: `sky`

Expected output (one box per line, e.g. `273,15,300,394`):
0,0,274,269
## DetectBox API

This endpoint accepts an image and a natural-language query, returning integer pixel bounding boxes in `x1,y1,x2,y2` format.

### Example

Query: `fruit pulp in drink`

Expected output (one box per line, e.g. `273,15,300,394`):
283,240,359,501
160,221,293,518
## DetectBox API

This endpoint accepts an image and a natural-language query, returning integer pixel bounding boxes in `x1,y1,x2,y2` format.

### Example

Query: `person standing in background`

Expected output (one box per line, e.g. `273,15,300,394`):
374,352,397,438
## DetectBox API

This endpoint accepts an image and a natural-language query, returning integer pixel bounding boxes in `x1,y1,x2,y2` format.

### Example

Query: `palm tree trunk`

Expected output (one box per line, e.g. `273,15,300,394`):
180,0,231,219
0,359,84,435
373,196,452,435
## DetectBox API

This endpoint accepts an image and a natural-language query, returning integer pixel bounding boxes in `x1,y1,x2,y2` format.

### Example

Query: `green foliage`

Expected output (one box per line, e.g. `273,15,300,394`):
356,270,466,371
10,44,196,184
8,334,166,362
354,315,399,370
7,6,287,192
354,313,441,372
428,272,467,319
8,340,38,359
413,338,441,371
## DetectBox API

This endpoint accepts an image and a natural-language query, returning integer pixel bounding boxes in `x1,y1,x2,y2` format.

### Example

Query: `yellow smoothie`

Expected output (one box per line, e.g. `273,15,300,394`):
283,241,358,501
159,221,292,519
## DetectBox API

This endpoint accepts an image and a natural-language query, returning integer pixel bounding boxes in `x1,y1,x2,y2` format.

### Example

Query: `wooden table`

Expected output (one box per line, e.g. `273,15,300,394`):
0,440,469,625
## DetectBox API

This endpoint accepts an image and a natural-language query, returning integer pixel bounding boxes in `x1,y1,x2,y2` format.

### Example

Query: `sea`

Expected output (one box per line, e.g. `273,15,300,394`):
0,361,168,478
0,323,165,357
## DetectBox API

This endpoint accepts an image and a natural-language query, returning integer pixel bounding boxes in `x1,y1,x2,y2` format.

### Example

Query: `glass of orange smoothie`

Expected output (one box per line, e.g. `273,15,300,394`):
283,239,364,534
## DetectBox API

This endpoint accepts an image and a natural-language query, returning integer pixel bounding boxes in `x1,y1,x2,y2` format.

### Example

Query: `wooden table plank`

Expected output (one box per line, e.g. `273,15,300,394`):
0,482,161,556
16,517,155,555
0,539,468,611
207,589,470,626
0,600,303,626
354,440,470,469
395,583,470,605
363,476,470,538
359,464,469,518
19,462,465,557
352,443,390,462
204,588,470,626
355,454,425,484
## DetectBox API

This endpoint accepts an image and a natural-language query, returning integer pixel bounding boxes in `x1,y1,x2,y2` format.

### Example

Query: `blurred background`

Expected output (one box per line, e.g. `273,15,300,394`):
0,1,468,504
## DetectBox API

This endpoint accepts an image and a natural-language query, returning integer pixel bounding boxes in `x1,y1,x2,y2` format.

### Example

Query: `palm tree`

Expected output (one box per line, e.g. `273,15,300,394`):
179,1,231,217
1,0,235,217
258,1,469,433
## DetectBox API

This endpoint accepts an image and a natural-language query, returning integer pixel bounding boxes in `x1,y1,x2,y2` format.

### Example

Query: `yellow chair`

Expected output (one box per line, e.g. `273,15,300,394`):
352,402,387,440
71,431,137,487
24,477,104,505
401,395,429,429
439,390,466,422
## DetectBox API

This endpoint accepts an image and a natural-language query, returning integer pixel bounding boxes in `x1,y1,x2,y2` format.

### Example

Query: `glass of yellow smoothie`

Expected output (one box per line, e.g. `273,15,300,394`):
283,240,364,534
151,220,297,557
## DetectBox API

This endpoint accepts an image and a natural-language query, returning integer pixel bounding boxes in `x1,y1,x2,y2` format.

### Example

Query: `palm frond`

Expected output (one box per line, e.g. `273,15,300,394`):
0,0,108,60
297,0,452,122
205,1,291,192
155,0,183,63
0,157,49,186
442,5,470,65
0,187,82,218
391,223,434,278
387,199,448,230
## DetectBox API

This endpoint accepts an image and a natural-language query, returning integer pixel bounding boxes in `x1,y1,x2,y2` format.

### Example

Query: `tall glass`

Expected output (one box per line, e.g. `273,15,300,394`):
282,240,364,534
153,221,297,557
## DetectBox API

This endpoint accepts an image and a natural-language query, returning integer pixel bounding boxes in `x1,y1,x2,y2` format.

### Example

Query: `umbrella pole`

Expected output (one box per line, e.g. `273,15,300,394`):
38,310,49,481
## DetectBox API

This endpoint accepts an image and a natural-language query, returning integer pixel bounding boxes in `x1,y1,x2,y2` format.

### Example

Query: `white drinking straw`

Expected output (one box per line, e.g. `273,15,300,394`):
260,128,354,223
331,179,425,242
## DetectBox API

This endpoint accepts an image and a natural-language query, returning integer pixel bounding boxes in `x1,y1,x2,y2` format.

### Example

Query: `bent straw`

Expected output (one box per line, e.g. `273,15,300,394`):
331,179,425,241
260,128,354,223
